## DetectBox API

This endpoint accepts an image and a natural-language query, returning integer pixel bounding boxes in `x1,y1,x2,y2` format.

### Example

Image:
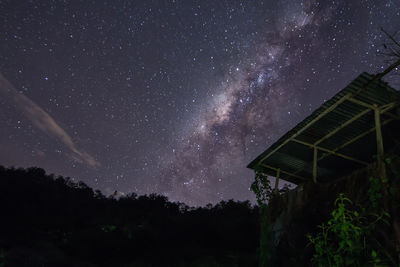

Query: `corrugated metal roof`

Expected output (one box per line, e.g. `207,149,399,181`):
247,72,400,184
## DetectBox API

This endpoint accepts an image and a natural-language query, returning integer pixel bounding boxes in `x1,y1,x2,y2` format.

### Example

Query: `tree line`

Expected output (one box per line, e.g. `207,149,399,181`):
0,166,259,266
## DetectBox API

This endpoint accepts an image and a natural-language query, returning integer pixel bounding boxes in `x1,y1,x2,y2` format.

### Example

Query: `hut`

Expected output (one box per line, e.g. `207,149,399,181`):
247,71,400,265
248,72,400,187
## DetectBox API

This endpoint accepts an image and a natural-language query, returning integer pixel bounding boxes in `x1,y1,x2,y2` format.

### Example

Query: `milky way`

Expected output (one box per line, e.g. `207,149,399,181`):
157,1,400,205
1,0,399,205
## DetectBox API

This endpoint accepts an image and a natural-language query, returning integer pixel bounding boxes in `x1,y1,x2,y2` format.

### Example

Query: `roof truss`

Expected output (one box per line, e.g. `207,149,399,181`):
248,65,400,185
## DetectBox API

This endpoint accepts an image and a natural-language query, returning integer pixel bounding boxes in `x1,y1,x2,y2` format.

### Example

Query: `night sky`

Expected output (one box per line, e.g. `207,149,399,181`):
1,0,399,206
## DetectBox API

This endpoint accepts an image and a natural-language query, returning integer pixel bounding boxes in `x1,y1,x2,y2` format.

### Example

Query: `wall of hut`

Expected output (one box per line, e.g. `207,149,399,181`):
264,157,400,266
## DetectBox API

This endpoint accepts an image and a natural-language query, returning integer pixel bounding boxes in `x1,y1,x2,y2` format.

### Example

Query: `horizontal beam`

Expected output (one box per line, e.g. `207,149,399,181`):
259,59,400,166
347,98,400,115
253,61,400,178
258,92,355,164
292,139,368,165
257,72,395,165
382,112,400,120
352,58,400,98
318,118,395,162
264,112,398,184
313,146,317,183
314,108,371,146
260,163,308,181
347,97,375,109
274,168,280,190
380,101,400,115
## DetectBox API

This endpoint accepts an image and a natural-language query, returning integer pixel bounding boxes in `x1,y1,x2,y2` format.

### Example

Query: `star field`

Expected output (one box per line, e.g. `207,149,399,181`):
1,0,399,205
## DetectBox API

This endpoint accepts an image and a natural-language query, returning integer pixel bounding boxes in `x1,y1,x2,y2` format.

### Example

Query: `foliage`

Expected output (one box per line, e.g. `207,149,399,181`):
307,193,390,267
368,177,382,210
0,249,5,267
386,156,400,201
308,194,364,266
250,169,273,206
0,165,259,266
100,224,117,233
306,155,400,266
250,168,275,267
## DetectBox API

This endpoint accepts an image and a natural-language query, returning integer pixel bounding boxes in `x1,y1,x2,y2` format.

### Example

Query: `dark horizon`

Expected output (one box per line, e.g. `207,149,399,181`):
1,0,400,206
0,164,260,266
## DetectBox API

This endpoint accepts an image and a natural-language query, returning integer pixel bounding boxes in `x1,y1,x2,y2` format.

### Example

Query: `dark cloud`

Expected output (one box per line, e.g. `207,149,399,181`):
0,74,100,167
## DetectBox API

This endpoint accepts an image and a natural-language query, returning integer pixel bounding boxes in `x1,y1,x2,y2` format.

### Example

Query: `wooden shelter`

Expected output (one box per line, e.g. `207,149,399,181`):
247,72,400,186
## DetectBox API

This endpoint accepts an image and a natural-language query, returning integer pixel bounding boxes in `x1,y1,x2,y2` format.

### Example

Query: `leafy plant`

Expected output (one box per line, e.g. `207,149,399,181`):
250,169,274,267
307,193,390,266
368,177,382,210
0,249,5,267
250,169,273,206
100,224,117,233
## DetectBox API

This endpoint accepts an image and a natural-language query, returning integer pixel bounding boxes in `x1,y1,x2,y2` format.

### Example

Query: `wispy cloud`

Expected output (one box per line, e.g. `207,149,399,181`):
0,73,100,167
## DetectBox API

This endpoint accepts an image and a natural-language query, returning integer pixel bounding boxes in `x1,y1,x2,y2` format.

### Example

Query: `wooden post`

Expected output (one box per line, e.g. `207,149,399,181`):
374,104,389,214
274,168,280,191
374,105,386,180
313,147,318,183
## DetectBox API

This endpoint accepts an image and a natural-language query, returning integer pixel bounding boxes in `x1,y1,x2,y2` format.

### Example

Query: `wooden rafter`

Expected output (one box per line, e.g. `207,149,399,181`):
380,101,400,114
258,92,357,164
284,117,390,181
263,111,398,183
292,138,368,165
374,105,386,180
347,97,375,109
313,147,318,183
252,60,400,184
383,112,400,120
257,69,396,165
262,101,399,182
314,108,371,146
260,163,308,181
274,168,280,190
317,118,395,162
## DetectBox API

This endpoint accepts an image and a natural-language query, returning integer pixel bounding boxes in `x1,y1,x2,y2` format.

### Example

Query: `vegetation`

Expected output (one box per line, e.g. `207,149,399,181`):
251,156,400,266
250,169,291,267
0,166,259,266
2,158,399,266
307,193,390,266
307,156,400,266
250,170,273,267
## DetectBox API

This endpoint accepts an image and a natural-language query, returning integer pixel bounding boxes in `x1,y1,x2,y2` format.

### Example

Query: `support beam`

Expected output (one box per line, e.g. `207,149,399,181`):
292,139,368,165
313,147,318,183
374,105,386,180
374,105,385,158
318,118,394,162
258,92,361,164
347,97,375,109
274,168,280,191
374,58,400,81
259,60,400,166
271,117,396,184
258,71,394,164
260,163,308,181
253,61,400,182
314,108,371,146
352,58,400,98
382,112,400,120
380,101,400,114
285,119,394,182
374,105,390,213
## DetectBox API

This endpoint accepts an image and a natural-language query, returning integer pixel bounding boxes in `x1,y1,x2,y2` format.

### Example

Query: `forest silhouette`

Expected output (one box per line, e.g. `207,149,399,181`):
0,166,259,266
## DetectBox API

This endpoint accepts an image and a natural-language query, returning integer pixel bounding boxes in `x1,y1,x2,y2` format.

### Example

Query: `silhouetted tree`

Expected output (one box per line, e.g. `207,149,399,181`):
0,165,259,266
